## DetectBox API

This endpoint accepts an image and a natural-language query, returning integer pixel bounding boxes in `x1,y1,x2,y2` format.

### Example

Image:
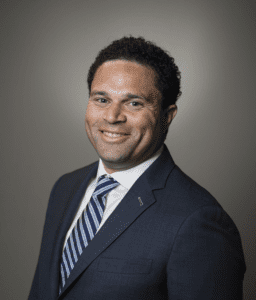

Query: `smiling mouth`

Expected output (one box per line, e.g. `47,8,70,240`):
101,131,128,138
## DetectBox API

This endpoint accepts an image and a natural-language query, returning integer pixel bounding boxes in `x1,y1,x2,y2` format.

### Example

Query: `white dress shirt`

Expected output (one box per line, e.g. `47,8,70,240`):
63,146,163,249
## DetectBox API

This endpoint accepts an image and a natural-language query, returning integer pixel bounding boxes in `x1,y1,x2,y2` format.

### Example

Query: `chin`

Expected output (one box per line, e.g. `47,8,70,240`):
99,152,133,167
100,155,127,164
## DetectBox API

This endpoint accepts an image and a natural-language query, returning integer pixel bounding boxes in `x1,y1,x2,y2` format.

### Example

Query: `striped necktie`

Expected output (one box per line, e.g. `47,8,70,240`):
59,175,119,292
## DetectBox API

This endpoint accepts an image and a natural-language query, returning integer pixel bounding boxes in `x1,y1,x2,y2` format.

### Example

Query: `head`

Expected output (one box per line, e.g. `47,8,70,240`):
88,36,181,111
85,36,181,173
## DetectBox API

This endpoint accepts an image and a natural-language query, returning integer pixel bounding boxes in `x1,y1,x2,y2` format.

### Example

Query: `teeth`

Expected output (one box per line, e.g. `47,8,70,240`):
103,132,123,137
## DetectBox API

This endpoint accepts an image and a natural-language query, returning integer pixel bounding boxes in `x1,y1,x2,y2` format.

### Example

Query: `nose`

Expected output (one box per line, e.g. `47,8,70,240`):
103,102,127,124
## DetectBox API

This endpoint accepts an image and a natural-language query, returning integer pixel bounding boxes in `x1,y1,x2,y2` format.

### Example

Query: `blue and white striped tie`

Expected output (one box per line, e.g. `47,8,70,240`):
59,175,119,292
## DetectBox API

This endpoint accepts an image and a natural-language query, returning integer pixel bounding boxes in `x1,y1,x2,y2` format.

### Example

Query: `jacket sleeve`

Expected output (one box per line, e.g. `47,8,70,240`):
167,205,246,299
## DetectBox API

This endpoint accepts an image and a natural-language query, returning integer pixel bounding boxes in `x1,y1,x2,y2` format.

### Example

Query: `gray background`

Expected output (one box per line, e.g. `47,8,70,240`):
1,0,255,299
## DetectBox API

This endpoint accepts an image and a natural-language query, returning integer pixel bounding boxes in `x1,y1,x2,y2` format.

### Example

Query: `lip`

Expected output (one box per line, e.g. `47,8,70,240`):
100,129,128,134
99,130,130,143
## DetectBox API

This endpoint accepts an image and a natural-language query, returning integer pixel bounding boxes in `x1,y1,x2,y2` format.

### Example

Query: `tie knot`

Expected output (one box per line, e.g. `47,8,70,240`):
94,175,119,198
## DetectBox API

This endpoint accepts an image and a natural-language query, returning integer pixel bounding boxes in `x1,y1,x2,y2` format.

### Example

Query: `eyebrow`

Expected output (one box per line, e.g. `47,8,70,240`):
90,91,150,102
90,91,108,97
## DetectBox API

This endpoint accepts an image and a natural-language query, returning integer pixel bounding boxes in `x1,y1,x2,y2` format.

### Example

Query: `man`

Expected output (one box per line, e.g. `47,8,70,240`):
29,36,246,299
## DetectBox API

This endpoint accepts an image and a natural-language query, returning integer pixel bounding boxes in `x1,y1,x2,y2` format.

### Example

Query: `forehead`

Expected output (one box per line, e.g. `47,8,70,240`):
91,60,160,99
95,59,154,77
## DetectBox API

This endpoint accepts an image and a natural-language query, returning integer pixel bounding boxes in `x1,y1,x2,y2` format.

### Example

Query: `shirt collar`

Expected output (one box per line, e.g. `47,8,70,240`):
96,145,164,190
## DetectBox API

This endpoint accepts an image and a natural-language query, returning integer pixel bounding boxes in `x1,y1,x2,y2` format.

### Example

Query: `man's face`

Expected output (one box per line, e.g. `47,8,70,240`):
85,60,177,173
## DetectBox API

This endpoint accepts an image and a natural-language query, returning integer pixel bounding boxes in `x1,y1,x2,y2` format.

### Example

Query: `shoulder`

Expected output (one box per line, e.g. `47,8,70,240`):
162,164,220,211
49,161,98,199
153,162,240,235
148,145,220,211
162,164,244,249
58,161,98,184
44,161,98,217
161,164,245,250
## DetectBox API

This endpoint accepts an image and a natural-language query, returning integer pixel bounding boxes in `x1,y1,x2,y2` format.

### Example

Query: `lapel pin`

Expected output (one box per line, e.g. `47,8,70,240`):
138,197,143,206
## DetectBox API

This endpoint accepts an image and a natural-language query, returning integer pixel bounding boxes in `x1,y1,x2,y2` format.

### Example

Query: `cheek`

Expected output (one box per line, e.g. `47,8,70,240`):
131,116,157,141
85,107,100,128
85,115,98,142
139,114,158,132
141,118,162,144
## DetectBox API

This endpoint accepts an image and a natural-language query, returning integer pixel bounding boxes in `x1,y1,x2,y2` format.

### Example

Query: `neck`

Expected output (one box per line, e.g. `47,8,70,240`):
101,145,164,174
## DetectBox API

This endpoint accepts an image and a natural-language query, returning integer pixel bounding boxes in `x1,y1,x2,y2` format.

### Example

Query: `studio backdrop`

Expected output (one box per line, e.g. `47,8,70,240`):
1,1,255,299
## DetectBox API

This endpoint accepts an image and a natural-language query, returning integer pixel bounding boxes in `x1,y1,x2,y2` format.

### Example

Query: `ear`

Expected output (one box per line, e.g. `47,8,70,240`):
164,104,177,126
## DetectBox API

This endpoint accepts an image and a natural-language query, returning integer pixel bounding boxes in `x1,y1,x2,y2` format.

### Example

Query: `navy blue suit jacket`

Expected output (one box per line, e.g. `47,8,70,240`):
29,145,246,299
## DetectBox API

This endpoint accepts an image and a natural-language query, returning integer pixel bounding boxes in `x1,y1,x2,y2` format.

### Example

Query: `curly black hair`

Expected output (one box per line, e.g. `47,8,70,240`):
87,36,181,109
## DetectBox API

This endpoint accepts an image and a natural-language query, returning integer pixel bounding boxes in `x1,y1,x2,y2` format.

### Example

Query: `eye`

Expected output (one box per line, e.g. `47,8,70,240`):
127,100,144,111
92,97,109,106
130,101,142,107
97,98,108,103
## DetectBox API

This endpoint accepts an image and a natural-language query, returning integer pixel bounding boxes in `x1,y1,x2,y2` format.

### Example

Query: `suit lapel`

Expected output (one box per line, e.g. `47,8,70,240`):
50,163,98,299
59,145,176,297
